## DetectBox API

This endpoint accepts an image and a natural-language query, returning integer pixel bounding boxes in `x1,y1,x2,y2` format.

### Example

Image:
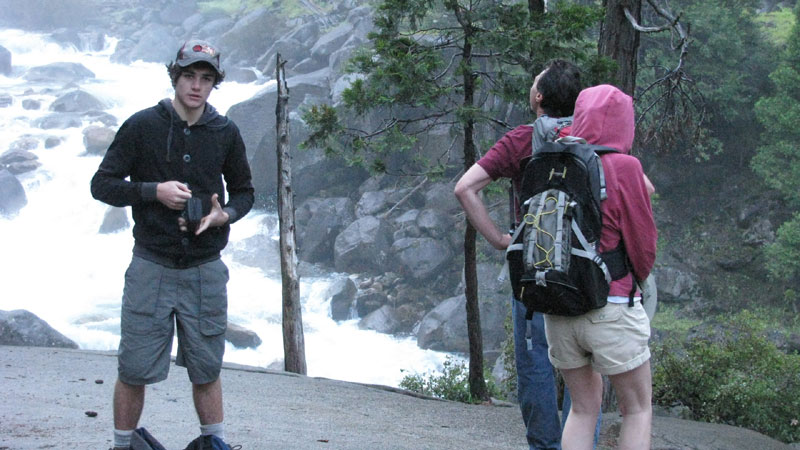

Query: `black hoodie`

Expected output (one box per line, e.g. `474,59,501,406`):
91,99,254,267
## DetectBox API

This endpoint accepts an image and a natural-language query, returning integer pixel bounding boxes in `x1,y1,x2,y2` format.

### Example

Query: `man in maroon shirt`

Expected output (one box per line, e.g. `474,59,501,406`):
455,59,591,450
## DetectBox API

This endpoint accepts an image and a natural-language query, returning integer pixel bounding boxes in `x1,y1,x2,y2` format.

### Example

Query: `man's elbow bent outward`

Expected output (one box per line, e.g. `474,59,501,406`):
90,39,254,450
454,164,511,251
455,59,603,450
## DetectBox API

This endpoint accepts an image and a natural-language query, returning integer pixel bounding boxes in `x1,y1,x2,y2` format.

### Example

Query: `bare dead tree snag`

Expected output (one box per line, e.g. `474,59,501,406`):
276,53,307,375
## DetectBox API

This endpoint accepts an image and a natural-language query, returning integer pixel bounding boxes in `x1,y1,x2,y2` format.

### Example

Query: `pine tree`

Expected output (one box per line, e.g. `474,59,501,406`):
302,0,599,400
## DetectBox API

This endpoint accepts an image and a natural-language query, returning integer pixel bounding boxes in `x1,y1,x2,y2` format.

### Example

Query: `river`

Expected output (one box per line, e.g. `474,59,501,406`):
0,28,455,387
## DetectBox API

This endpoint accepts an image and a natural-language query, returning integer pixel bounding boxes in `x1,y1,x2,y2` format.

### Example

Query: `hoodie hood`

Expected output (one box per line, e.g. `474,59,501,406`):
571,85,634,154
157,98,228,127
157,98,229,162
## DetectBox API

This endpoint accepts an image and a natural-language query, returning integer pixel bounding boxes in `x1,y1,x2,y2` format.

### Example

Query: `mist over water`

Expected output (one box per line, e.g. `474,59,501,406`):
0,29,455,387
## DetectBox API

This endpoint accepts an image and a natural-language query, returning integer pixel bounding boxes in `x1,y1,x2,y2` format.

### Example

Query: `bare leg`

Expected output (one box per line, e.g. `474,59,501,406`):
560,365,603,450
113,379,145,430
609,361,652,450
193,378,223,425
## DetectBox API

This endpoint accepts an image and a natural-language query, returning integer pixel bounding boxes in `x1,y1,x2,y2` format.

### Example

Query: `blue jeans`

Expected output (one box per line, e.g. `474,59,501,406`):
512,298,601,450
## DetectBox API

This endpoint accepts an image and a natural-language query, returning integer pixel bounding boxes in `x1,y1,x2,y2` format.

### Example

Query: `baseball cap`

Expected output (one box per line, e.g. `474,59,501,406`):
175,40,223,75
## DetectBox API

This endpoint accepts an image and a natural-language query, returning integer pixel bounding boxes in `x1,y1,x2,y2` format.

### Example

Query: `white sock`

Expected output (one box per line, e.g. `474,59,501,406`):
200,422,225,441
113,428,133,449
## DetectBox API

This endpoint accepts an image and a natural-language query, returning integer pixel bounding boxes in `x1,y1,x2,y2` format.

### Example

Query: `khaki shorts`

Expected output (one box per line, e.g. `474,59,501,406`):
118,256,228,385
543,301,650,375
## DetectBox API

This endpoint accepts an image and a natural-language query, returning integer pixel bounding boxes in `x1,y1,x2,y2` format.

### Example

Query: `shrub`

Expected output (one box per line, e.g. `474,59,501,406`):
399,355,502,403
653,310,800,443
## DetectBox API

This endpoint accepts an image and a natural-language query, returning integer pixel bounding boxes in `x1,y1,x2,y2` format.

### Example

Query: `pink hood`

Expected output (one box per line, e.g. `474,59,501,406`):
571,85,634,154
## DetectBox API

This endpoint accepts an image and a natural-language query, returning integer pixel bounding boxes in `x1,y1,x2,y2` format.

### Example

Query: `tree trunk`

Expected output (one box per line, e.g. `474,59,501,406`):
276,53,307,375
599,0,641,96
459,18,489,403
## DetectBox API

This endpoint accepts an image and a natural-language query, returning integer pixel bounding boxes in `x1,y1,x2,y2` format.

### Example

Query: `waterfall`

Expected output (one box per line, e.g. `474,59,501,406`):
0,29,455,387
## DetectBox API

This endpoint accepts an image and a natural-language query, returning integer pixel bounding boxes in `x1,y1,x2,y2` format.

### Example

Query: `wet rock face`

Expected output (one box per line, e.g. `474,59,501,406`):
0,309,78,349
23,62,95,84
0,169,28,215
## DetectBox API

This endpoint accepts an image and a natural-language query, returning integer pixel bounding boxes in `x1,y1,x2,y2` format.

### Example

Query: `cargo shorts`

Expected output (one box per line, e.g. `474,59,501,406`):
117,256,228,385
543,300,651,376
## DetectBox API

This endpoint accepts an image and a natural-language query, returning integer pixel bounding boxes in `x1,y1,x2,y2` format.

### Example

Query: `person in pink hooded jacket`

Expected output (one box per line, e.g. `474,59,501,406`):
543,84,657,450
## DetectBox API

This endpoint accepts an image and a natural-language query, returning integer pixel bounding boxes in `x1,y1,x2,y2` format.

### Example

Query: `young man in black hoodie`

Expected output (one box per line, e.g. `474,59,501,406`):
91,40,254,450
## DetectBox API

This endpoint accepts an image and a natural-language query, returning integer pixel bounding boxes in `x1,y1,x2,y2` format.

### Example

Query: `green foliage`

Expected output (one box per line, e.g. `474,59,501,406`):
399,355,502,403
764,213,800,283
652,310,800,443
753,6,800,284
197,0,336,17
637,0,777,160
650,303,702,336
757,7,797,47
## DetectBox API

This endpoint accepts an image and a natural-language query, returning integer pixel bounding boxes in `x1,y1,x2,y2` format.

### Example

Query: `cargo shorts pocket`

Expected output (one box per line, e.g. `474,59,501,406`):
121,257,162,333
587,304,624,324
198,259,229,336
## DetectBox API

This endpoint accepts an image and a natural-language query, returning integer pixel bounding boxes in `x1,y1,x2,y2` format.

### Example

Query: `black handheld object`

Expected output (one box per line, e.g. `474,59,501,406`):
182,196,203,233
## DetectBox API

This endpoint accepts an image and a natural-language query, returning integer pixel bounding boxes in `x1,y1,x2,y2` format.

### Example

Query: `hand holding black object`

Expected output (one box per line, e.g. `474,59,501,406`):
178,193,229,235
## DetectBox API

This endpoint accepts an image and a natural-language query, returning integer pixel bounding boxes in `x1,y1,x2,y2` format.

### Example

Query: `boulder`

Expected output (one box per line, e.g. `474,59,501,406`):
98,206,129,234
358,305,399,334
416,208,453,239
44,137,62,148
219,7,283,66
309,22,354,59
0,310,78,348
84,110,118,127
1,148,38,164
0,45,10,75
8,137,38,152
0,93,12,107
325,276,357,321
355,187,425,218
225,322,262,349
286,19,322,47
112,24,175,65
228,69,330,158
258,37,310,75
159,0,197,25
423,181,460,213
227,70,339,206
0,169,27,216
1,149,40,175
22,99,41,110
197,17,236,40
49,28,106,52
50,89,106,113
355,288,389,318
33,113,82,129
5,160,41,175
293,155,369,204
290,57,328,74
391,237,452,281
333,216,391,274
83,125,116,155
225,231,281,276
416,294,507,353
296,197,355,265
656,266,699,303
23,62,95,84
